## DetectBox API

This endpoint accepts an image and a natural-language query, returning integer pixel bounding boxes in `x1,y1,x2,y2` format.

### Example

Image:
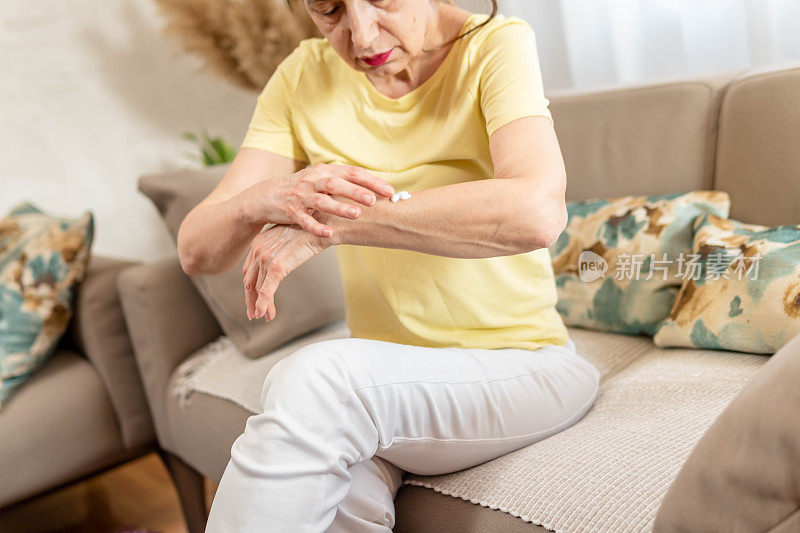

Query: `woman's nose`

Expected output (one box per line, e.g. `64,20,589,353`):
347,5,379,51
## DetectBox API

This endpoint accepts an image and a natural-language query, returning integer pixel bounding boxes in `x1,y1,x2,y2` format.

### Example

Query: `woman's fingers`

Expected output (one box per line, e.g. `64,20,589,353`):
243,226,294,318
252,226,296,318
258,164,390,232
314,166,394,205
255,257,286,320
334,165,395,197
309,193,362,222
294,205,335,238
244,220,332,322
243,223,279,276
254,255,271,312
256,165,390,229
255,282,276,321
243,258,261,320
242,243,255,278
253,226,322,320
315,175,381,207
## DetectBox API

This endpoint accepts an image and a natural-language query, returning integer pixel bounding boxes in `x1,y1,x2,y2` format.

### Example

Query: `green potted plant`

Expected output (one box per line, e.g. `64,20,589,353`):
182,130,236,166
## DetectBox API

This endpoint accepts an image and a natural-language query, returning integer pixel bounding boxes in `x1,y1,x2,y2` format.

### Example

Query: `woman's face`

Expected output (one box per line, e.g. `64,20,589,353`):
304,0,438,77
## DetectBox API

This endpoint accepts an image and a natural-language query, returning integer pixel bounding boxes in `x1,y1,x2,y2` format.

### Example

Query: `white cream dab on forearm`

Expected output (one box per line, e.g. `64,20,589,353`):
390,191,412,202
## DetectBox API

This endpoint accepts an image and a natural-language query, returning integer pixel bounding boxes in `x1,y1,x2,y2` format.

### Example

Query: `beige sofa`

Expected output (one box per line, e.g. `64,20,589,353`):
0,256,156,511
118,61,800,532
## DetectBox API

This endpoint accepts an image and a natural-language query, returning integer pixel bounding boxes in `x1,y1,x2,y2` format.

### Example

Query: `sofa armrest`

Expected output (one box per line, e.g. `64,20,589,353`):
64,254,155,450
654,333,800,531
117,255,223,453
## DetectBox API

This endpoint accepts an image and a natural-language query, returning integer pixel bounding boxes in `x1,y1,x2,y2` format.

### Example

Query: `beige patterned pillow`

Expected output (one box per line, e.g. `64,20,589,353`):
654,214,800,354
550,191,730,336
0,202,94,409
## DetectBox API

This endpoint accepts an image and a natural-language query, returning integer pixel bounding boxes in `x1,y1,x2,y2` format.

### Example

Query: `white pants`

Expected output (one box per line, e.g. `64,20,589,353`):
205,336,600,532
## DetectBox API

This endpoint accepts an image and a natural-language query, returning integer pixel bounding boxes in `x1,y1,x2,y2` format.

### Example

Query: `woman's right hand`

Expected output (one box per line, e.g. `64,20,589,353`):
244,163,395,238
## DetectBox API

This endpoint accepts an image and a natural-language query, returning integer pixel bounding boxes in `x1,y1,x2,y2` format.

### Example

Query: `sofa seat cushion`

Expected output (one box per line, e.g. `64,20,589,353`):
0,350,129,508
164,326,768,531
401,345,768,532
165,387,251,483
164,325,654,478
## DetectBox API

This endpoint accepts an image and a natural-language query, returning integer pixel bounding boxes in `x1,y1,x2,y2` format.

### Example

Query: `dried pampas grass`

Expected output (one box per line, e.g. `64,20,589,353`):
154,0,321,91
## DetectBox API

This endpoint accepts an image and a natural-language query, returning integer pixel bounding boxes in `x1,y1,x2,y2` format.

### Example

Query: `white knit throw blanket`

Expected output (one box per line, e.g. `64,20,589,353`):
171,320,352,413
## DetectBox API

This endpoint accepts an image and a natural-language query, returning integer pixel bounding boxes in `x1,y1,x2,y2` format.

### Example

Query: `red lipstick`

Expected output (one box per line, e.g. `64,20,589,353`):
361,49,393,67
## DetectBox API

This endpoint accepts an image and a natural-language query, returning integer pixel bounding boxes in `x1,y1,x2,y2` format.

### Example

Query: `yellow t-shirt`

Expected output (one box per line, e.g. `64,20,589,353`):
240,12,569,350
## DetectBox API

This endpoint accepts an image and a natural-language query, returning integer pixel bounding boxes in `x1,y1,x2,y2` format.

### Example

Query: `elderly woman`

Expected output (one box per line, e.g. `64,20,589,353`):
178,0,600,531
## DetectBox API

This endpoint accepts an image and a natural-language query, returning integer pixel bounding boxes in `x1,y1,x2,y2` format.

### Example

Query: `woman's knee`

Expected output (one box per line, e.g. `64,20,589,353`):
566,353,601,418
579,355,601,398
529,347,600,428
259,339,353,411
261,341,347,409
255,339,384,459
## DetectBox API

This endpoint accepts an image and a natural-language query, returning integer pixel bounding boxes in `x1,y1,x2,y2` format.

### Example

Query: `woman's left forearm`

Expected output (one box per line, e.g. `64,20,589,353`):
319,175,567,259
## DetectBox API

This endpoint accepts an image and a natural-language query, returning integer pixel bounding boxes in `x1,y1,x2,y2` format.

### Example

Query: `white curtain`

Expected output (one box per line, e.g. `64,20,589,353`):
493,0,800,92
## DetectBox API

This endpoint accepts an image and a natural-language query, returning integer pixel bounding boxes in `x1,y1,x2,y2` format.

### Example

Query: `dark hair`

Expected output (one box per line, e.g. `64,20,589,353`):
286,1,499,51
438,1,499,49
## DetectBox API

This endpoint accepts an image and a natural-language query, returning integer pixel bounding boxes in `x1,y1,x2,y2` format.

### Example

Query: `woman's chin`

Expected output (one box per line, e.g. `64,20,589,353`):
361,60,404,78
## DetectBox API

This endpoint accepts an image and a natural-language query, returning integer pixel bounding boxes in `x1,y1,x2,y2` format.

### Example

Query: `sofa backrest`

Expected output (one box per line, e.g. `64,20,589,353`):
713,62,800,226
549,62,800,228
548,69,744,202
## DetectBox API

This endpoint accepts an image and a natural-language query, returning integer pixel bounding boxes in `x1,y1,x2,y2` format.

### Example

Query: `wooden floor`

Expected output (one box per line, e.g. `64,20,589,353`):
0,453,218,533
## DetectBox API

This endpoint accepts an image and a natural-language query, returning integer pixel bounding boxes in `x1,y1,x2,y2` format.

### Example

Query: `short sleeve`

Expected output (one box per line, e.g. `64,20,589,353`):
475,19,553,138
239,46,309,163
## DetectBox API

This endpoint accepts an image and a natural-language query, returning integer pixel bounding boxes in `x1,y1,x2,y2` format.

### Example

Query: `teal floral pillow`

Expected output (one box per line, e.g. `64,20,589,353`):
549,191,730,336
0,202,94,409
654,214,800,354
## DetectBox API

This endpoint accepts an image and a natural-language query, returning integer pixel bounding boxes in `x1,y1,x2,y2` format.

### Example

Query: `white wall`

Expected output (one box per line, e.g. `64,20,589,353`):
1,0,257,262
499,0,800,92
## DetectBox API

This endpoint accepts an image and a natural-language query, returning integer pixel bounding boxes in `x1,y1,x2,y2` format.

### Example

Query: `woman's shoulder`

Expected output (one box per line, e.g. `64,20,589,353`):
465,13,535,51
294,36,333,62
273,37,342,89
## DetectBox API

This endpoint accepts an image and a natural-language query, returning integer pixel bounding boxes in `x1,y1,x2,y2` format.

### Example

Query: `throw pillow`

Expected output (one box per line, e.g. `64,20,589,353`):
549,191,730,336
138,164,345,359
0,202,94,409
653,214,800,354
